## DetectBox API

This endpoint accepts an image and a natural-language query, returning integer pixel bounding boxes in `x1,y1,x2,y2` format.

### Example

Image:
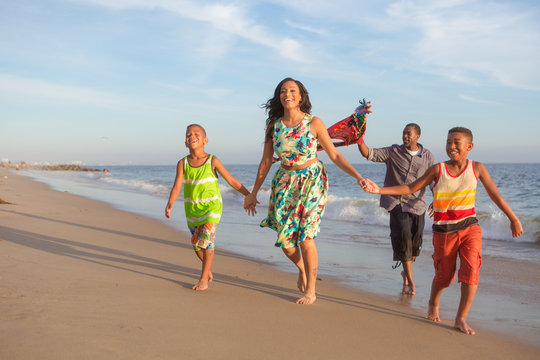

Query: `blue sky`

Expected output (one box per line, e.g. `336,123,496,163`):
1,0,539,165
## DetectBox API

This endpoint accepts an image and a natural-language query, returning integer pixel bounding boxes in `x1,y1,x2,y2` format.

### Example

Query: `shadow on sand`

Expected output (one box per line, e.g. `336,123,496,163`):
1,208,447,328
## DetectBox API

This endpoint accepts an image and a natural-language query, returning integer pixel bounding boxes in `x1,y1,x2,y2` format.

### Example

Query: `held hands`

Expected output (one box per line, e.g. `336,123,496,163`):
244,193,259,216
361,178,380,194
356,176,379,194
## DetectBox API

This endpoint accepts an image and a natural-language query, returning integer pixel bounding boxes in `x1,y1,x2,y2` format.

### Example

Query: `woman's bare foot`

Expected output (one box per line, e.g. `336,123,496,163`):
297,271,307,292
209,272,213,282
427,301,440,322
192,280,209,291
455,319,475,335
295,293,316,305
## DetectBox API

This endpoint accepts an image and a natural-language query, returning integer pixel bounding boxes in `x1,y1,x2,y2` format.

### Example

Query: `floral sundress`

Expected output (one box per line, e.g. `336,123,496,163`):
260,115,328,248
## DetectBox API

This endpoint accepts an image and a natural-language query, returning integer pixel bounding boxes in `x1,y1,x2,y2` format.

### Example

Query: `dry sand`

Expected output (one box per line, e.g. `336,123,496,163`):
1,168,538,360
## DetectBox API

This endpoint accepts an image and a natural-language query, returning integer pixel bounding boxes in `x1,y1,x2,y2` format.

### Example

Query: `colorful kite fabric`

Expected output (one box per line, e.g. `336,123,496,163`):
317,98,372,150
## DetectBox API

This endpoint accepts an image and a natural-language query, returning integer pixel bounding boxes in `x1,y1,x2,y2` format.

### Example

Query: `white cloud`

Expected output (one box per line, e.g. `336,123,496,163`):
65,0,540,90
284,19,327,36
0,74,125,108
72,0,306,62
458,94,497,104
365,46,384,57
154,81,232,100
266,0,373,20
385,0,540,90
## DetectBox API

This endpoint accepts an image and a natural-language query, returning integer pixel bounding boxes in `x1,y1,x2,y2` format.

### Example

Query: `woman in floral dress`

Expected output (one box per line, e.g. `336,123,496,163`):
244,77,366,305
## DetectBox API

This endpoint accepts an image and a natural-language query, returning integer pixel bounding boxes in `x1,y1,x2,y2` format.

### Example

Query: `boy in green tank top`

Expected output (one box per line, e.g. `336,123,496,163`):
166,124,252,290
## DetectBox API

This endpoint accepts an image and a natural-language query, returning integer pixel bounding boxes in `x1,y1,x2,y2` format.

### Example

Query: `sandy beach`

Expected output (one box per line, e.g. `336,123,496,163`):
1,168,538,360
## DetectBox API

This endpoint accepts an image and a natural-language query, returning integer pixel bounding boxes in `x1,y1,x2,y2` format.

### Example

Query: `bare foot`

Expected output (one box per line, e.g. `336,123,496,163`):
401,271,408,293
209,272,213,282
401,270,416,295
192,280,209,291
403,285,416,295
427,301,440,322
455,319,475,335
401,271,415,295
295,293,316,305
297,271,307,292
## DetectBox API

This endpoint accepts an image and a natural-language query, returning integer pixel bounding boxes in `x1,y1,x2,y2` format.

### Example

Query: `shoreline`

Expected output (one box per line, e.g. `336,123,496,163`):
1,168,539,359
17,166,540,342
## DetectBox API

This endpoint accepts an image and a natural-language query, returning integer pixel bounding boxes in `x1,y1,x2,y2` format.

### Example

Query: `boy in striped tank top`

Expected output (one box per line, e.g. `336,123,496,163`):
364,127,523,335
166,124,251,291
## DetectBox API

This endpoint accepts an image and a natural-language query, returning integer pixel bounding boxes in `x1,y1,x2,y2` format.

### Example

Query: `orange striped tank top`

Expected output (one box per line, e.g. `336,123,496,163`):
432,160,479,234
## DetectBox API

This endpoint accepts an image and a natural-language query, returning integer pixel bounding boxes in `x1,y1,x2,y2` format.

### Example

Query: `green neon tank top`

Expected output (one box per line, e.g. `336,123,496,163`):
183,155,222,227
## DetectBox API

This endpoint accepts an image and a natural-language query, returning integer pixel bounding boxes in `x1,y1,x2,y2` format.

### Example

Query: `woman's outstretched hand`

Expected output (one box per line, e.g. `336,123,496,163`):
244,193,259,216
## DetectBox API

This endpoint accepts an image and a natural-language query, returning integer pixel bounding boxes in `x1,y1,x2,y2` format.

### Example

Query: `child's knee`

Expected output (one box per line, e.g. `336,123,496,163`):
457,255,481,285
457,226,482,284
433,273,454,288
432,257,456,288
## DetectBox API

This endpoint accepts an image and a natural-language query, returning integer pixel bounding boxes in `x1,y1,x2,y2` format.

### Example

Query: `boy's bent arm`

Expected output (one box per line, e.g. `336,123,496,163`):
212,156,250,196
165,160,184,219
475,162,523,237
368,164,438,195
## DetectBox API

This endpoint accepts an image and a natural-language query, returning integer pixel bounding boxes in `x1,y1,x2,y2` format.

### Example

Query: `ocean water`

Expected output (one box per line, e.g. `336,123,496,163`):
19,162,540,343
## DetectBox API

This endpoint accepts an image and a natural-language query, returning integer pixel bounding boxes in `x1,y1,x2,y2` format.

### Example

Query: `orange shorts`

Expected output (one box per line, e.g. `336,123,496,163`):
432,225,482,287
